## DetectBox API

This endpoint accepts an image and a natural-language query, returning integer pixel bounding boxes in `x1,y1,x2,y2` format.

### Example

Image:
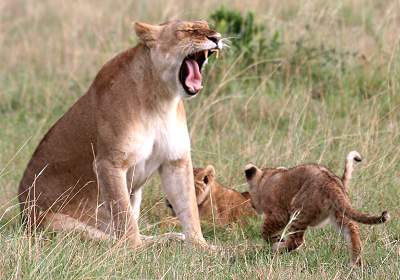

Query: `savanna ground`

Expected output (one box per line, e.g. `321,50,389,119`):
0,0,399,279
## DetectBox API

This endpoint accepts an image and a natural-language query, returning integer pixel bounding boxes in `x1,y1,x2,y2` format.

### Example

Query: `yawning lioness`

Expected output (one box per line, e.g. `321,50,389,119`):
18,20,223,249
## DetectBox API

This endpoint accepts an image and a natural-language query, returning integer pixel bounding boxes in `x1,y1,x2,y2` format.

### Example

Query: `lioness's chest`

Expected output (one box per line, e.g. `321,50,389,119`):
128,115,190,187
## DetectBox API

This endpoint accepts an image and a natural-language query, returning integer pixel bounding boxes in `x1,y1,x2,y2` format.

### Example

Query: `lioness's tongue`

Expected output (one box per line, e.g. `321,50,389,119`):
185,59,202,93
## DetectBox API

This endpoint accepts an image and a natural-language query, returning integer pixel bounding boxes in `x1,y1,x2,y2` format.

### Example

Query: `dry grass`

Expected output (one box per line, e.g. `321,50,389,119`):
0,0,399,279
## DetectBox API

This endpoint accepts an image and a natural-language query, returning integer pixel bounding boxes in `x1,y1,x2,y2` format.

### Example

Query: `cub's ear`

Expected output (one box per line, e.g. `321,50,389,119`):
203,165,216,184
134,22,162,47
241,191,251,200
244,163,261,181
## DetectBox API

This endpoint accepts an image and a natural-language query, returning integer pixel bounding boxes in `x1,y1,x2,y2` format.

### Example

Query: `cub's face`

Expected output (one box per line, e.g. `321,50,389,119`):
244,164,287,214
134,20,223,98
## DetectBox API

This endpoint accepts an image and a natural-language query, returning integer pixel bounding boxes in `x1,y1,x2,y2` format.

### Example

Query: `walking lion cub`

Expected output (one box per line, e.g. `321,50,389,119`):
244,151,389,265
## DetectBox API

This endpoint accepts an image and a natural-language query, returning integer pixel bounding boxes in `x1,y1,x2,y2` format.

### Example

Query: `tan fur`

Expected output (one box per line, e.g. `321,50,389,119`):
244,152,389,266
18,20,223,248
167,166,256,226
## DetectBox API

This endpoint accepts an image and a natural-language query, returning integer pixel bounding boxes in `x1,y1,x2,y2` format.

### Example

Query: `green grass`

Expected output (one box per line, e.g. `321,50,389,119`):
1,0,399,279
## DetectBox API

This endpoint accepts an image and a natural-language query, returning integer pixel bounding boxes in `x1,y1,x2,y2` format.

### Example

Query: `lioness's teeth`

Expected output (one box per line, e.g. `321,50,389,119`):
210,49,220,59
204,50,208,59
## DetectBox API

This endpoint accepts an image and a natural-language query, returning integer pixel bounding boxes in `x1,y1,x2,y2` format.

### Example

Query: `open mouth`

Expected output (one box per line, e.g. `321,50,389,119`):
179,49,219,95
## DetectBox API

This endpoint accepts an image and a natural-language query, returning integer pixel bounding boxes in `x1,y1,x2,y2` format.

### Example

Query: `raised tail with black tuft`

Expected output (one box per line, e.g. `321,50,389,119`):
342,151,362,194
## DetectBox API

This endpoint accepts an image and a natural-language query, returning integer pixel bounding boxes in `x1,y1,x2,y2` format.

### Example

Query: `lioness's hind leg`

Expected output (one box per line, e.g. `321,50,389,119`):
43,213,112,241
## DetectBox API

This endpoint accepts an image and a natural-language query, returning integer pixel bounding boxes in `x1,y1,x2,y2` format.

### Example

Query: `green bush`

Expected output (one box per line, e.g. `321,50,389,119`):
208,7,386,99
209,7,281,63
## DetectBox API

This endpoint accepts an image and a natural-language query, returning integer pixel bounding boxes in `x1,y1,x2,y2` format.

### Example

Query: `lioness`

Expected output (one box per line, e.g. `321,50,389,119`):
167,165,256,225
244,151,389,265
18,20,223,248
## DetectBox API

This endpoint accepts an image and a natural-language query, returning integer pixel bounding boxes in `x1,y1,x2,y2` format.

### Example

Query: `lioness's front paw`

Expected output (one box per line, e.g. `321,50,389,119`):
184,237,221,253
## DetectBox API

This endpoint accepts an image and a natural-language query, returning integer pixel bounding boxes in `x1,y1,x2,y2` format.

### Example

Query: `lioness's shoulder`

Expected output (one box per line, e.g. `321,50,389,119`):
92,46,145,94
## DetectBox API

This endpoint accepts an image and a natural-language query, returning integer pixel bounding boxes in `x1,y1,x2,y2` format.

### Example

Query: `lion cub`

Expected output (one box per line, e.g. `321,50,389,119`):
167,165,256,226
244,151,389,265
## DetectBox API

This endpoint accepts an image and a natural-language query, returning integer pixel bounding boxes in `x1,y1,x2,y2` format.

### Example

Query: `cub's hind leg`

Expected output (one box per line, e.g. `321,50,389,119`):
333,212,362,266
42,213,112,241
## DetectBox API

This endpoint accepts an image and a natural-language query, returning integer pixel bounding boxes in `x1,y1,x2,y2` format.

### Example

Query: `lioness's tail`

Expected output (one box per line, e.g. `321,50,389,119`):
329,185,389,225
342,151,362,193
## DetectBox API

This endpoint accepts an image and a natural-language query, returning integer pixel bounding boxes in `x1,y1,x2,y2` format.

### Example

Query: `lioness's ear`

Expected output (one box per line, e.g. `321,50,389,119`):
134,22,162,47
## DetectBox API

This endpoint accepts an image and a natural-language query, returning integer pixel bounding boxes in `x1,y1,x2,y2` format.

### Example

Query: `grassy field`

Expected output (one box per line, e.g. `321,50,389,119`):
1,0,399,279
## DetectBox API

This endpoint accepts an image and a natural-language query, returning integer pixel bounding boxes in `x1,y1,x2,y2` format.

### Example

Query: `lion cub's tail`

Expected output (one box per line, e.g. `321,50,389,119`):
342,151,362,193
331,186,390,225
